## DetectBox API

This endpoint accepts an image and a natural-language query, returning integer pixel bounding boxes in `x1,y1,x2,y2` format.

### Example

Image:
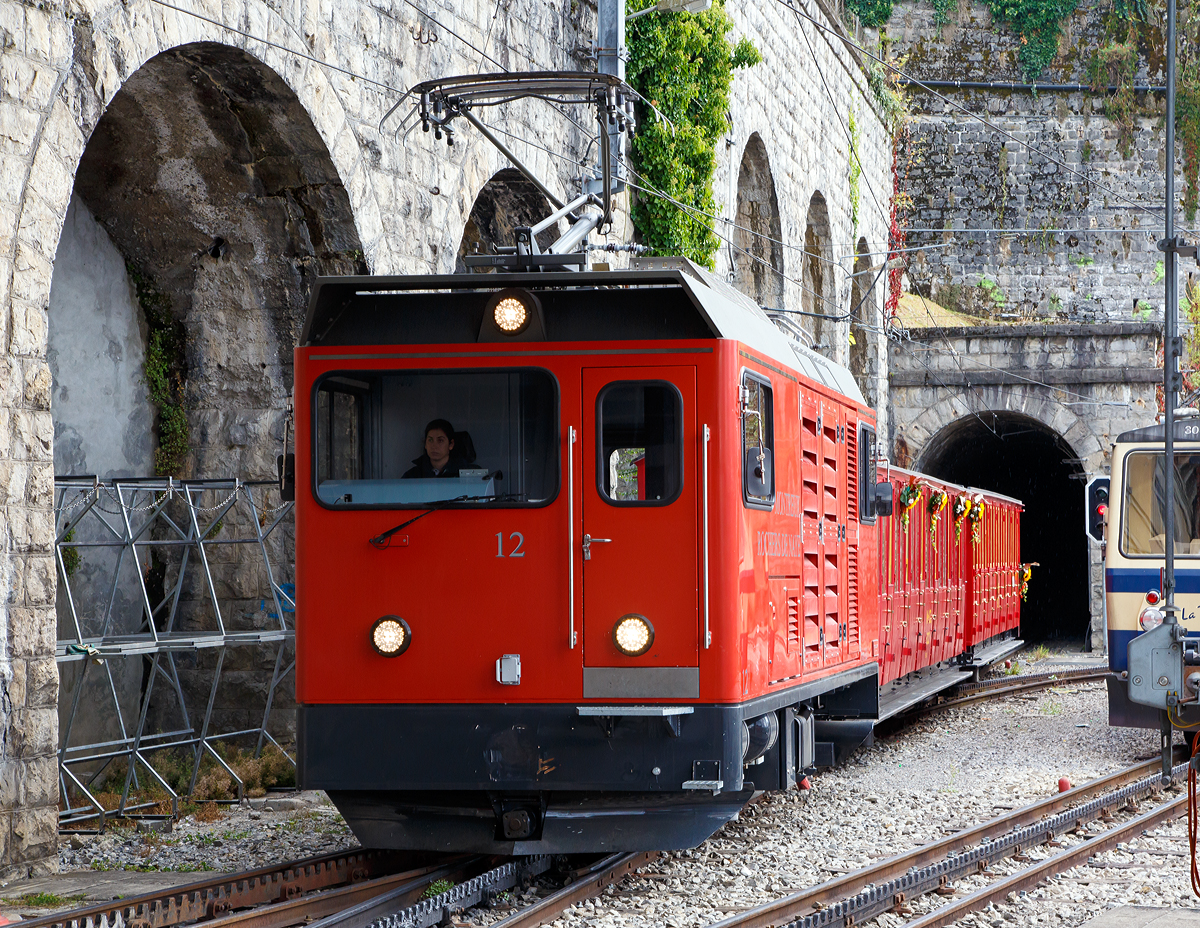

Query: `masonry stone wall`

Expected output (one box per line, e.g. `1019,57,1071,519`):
887,0,1179,326
716,1,893,427
0,0,891,877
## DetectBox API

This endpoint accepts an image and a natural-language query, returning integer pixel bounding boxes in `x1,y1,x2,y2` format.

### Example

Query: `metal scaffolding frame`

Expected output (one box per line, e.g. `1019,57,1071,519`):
54,477,295,830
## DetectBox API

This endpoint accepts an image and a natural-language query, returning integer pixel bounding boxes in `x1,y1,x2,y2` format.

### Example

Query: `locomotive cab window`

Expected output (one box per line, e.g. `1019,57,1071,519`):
1121,450,1200,556
313,368,558,508
742,372,774,508
597,382,683,505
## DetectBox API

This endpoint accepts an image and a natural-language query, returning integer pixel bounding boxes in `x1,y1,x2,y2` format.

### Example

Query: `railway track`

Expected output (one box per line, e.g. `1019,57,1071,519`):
26,662,1120,928
453,751,1182,928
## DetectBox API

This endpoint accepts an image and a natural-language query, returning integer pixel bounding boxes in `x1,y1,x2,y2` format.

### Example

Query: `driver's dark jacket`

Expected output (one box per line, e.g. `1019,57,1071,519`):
402,454,461,479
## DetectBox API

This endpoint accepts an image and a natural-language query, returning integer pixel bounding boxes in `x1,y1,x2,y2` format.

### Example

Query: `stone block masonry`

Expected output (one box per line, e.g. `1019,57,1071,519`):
0,0,892,877
888,0,1180,326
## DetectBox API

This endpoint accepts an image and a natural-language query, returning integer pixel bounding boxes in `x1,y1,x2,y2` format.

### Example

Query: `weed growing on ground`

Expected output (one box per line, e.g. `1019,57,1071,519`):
3,893,88,908
423,880,455,899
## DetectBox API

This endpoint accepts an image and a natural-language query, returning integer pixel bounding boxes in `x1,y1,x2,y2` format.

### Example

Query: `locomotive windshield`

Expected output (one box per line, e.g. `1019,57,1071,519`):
313,368,558,507
1121,450,1200,556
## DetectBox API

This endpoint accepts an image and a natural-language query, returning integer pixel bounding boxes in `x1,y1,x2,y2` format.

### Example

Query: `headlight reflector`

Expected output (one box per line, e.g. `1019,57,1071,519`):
371,615,412,656
493,296,529,334
1139,607,1164,632
613,614,654,656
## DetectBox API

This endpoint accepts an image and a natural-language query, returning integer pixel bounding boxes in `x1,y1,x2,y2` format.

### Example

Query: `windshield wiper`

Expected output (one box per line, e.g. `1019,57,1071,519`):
368,493,527,548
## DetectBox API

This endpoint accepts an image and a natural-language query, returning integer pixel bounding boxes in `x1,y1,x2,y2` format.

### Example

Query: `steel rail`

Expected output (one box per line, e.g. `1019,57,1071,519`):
902,793,1188,928
952,667,1109,695
16,849,440,928
196,860,480,928
889,669,1112,722
488,852,659,928
704,757,1185,928
342,856,554,928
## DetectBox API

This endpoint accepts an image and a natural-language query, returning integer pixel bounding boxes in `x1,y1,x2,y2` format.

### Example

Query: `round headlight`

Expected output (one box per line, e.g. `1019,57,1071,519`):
1139,607,1164,632
493,296,529,334
613,614,654,656
371,616,412,657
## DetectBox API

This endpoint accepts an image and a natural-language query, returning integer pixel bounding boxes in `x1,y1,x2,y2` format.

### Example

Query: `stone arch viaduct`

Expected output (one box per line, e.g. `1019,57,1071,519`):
0,0,896,876
0,0,1174,879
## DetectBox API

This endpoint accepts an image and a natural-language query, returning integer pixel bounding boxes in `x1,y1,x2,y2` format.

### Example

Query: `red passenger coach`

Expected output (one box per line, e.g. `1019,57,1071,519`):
290,261,1021,854
875,468,1023,689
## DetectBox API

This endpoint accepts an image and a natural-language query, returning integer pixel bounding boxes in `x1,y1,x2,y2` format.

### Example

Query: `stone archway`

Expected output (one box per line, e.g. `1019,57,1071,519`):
918,411,1088,642
455,169,560,271
801,192,833,351
48,41,366,777
732,134,784,309
849,237,874,404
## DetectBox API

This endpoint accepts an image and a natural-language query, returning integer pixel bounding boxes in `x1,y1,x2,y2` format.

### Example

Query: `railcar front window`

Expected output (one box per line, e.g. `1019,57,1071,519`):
1121,450,1200,556
312,368,558,508
596,381,683,505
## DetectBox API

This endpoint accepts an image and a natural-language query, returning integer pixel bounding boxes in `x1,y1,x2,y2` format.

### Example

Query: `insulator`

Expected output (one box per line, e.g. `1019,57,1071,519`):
433,96,443,117
446,128,454,147
434,125,443,140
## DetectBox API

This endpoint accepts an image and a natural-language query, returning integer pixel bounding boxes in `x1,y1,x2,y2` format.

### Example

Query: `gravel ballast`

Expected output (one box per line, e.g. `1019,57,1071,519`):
5,647,1197,928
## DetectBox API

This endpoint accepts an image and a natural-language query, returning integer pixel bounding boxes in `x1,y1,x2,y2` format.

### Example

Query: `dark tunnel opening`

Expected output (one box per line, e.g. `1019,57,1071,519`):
918,413,1088,643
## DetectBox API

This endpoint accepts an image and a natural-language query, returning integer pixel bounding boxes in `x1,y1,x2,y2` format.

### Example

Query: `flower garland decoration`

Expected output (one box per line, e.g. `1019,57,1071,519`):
952,494,972,541
927,489,948,547
898,481,924,531
969,493,986,545
1017,562,1037,602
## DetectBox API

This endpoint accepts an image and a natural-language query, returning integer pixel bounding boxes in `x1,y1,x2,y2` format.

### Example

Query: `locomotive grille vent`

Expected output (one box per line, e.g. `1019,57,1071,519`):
846,423,858,522
848,544,859,650
787,593,800,649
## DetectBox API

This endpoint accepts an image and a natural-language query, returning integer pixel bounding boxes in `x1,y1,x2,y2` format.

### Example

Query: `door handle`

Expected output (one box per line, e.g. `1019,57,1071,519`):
582,534,613,560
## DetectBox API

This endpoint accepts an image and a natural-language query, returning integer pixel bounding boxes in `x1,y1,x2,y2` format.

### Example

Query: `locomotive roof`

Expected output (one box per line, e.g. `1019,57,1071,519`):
1116,415,1200,443
301,260,866,405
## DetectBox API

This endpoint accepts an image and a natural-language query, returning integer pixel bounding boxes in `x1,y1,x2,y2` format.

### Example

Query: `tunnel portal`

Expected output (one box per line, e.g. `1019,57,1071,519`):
918,412,1088,642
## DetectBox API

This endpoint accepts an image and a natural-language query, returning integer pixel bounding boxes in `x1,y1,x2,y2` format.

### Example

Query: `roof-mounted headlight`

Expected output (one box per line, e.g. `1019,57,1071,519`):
480,288,543,341
371,615,412,657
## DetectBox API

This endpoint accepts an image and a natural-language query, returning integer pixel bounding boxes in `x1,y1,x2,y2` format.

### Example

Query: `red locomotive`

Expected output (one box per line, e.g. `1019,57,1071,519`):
291,260,1023,853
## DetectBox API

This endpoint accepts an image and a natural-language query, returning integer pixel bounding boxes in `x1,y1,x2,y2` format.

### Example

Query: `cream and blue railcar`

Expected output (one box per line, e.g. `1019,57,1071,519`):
1107,419,1200,728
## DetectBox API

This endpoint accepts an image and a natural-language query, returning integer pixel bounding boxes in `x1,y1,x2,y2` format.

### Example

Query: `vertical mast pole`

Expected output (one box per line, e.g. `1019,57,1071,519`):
1165,0,1178,620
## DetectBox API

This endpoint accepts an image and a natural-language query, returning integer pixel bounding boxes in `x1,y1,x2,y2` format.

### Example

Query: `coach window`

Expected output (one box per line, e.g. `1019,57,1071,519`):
313,368,558,508
1121,450,1200,556
859,424,877,523
742,372,775,508
597,382,683,505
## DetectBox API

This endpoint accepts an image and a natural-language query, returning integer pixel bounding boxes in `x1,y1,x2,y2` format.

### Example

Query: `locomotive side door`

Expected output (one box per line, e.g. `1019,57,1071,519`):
579,367,700,694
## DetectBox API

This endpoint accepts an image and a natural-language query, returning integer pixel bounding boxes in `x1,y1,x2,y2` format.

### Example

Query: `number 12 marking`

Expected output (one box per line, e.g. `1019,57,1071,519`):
496,532,526,557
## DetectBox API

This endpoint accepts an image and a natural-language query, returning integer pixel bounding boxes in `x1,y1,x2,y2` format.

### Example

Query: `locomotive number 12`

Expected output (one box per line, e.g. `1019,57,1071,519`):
496,532,526,557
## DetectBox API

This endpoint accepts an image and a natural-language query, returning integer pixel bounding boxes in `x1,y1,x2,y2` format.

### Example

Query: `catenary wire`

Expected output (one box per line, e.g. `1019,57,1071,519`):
462,110,1139,409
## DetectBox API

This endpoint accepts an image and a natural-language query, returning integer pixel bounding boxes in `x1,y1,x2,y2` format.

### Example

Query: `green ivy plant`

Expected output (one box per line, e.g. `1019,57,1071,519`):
845,0,893,27
985,0,1079,81
129,265,190,476
932,0,957,27
848,108,862,235
626,0,761,265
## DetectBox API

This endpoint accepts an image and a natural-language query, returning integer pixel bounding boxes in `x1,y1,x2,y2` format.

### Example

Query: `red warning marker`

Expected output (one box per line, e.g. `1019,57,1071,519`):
799,776,812,790
1058,777,1072,792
